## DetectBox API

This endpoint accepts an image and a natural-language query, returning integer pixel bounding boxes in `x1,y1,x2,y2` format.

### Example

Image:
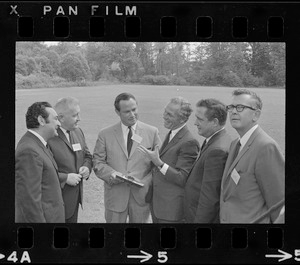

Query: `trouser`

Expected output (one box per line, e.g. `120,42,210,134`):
66,196,80,223
105,192,151,223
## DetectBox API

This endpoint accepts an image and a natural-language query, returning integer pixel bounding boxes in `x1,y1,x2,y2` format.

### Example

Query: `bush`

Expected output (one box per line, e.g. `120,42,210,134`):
222,71,244,87
240,72,265,87
140,75,170,85
169,76,188,86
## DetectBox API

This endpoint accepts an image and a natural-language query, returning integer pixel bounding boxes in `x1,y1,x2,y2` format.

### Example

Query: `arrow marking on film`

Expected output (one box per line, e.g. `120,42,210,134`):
265,249,292,262
127,250,152,263
0,254,5,260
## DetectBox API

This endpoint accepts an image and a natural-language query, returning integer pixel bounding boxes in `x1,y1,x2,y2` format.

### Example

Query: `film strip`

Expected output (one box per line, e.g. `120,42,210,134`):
0,0,299,264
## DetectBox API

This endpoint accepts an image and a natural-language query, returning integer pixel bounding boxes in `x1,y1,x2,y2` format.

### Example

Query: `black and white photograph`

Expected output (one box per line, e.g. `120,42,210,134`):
15,41,285,224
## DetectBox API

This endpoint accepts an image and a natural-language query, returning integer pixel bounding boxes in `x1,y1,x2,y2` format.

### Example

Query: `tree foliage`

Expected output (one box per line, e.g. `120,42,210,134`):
16,42,285,88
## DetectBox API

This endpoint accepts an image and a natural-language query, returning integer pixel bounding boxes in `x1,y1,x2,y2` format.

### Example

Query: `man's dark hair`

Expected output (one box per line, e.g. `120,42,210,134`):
26,102,52,129
196,98,227,126
114,93,137,111
232,88,263,110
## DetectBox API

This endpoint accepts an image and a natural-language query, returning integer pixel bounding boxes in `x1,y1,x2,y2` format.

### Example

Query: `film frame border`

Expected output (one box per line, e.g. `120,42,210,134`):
1,1,299,264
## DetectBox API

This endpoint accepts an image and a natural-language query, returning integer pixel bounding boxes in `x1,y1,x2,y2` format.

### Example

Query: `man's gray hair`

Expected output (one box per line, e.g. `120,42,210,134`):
55,97,79,114
232,89,263,110
170,97,193,122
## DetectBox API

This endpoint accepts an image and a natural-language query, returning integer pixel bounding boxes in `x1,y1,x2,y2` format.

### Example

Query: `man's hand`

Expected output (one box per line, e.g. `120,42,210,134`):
66,173,82,186
137,145,164,167
108,171,125,186
79,166,90,180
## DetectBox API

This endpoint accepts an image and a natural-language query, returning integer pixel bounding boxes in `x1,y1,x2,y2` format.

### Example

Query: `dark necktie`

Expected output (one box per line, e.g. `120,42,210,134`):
201,139,207,152
160,130,172,151
46,143,53,157
231,140,241,164
67,130,74,144
127,126,133,156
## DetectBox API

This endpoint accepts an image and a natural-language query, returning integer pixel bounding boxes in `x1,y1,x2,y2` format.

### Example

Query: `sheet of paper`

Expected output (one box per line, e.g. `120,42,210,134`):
231,168,240,185
131,133,142,144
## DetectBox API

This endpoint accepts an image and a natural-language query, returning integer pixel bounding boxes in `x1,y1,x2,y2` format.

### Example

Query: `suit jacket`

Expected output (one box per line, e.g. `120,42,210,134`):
15,131,65,223
220,126,285,223
48,127,92,219
152,126,199,221
185,129,231,223
93,121,161,213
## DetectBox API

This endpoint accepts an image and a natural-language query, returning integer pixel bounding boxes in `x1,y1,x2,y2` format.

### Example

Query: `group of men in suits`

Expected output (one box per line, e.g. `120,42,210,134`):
15,98,92,223
15,89,284,223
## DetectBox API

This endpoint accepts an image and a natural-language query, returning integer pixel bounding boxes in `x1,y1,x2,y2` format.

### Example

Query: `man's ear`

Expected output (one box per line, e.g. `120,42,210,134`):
115,109,120,117
57,113,64,122
37,115,46,126
253,109,261,122
213,118,219,127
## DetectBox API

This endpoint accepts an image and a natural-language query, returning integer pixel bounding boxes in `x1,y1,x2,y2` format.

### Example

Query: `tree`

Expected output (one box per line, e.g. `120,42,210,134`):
16,55,38,76
59,53,87,81
43,50,61,76
35,56,52,75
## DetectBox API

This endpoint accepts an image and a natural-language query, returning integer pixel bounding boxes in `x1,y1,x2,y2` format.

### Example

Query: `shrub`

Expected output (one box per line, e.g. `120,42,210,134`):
222,71,244,87
169,76,188,85
240,72,265,87
140,75,170,85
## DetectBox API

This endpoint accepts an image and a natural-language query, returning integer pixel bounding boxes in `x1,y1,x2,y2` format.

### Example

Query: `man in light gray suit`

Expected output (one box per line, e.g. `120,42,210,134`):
220,89,284,223
93,93,161,223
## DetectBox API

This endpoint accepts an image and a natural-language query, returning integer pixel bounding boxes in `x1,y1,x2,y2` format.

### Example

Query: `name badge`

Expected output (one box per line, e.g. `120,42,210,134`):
231,168,240,185
72,143,82,152
131,134,143,144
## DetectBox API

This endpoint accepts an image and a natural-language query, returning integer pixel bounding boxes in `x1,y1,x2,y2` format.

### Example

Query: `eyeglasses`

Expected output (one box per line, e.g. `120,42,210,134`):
226,104,257,112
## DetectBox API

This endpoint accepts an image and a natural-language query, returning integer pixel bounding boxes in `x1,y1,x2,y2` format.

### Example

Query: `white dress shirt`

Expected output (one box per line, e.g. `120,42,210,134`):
121,122,137,148
60,127,70,142
239,124,258,153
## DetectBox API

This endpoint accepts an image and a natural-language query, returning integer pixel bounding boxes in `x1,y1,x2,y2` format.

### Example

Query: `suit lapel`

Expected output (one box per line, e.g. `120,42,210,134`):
160,126,188,156
27,132,58,171
222,126,261,198
114,123,128,158
188,129,225,177
57,127,73,150
129,122,143,158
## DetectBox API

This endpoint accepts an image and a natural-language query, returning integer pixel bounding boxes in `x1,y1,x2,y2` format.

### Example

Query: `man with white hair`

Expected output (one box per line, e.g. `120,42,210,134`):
139,97,199,223
48,97,92,223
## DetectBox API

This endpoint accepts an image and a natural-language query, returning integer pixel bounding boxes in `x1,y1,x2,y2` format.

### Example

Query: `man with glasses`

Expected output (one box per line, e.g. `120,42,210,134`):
220,89,284,223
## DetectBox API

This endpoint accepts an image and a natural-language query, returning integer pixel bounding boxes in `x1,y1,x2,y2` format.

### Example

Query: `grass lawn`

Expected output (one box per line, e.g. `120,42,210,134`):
15,84,285,223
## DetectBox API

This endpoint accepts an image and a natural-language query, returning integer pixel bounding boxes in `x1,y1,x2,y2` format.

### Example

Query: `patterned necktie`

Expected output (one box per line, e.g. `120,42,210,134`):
160,130,172,151
127,126,133,156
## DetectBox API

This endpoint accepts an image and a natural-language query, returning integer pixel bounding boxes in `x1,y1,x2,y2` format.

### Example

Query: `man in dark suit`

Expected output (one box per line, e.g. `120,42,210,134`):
220,89,284,223
93,93,161,223
48,97,92,223
185,99,231,223
138,97,199,223
15,102,65,223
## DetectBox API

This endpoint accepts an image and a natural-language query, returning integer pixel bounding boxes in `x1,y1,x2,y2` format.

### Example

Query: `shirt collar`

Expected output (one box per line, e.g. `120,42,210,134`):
206,127,225,143
121,121,137,134
170,123,186,139
239,124,258,149
59,127,70,140
28,129,47,147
